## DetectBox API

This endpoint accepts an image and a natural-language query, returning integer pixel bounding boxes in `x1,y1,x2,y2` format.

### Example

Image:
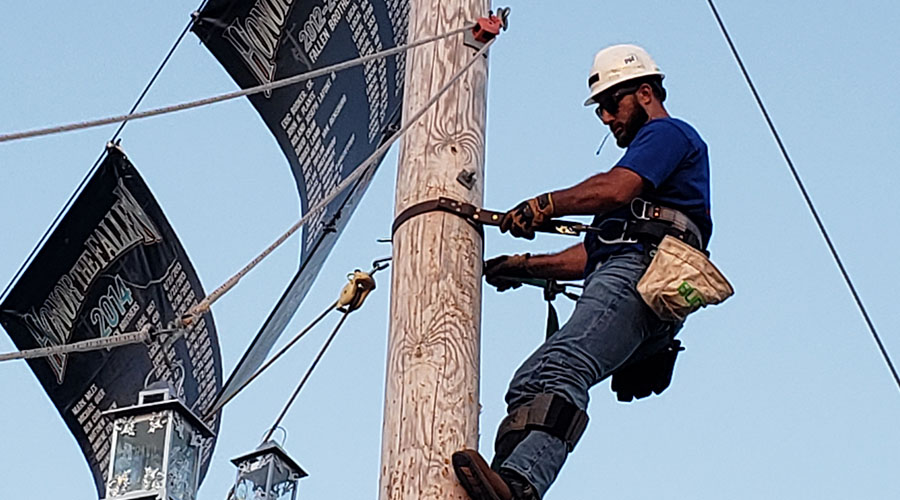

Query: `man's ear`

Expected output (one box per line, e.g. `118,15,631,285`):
636,83,655,105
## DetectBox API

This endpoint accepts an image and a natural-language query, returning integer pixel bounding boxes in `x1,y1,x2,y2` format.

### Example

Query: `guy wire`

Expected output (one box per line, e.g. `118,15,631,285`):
0,17,195,303
705,0,900,392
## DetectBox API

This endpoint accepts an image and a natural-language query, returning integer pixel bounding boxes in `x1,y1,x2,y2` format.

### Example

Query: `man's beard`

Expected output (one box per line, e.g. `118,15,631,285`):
617,104,649,148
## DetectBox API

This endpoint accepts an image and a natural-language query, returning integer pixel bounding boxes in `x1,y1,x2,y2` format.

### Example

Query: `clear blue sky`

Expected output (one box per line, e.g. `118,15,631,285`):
2,1,900,499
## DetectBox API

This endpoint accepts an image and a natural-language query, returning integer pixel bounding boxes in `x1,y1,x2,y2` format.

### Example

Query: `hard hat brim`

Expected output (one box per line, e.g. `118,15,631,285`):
583,71,665,106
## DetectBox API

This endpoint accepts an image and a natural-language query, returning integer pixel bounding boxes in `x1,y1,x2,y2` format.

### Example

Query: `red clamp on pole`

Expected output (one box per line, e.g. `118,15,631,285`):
472,14,502,43
465,7,510,50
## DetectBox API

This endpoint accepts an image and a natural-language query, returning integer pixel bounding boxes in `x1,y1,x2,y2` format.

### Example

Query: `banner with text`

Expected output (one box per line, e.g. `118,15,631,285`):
0,147,223,496
193,0,408,408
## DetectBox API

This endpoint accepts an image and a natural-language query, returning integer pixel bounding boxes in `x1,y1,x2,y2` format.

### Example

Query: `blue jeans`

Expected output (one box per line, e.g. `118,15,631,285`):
496,252,681,496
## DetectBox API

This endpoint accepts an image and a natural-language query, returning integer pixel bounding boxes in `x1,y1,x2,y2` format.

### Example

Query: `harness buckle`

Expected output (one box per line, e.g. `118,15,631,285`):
591,218,639,245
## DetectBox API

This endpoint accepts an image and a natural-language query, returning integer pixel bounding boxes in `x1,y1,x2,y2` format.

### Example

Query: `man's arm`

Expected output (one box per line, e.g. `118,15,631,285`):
499,167,645,239
550,167,645,217
484,244,588,289
520,243,588,281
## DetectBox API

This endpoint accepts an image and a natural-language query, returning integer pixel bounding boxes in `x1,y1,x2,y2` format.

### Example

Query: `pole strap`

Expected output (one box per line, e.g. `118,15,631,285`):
391,197,592,237
391,197,490,236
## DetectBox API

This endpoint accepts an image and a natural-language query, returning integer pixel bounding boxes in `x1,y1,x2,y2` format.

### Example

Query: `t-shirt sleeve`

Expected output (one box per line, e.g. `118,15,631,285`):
616,121,691,189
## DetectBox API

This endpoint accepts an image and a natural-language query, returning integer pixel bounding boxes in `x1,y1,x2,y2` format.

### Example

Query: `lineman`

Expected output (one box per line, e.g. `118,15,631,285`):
452,44,714,499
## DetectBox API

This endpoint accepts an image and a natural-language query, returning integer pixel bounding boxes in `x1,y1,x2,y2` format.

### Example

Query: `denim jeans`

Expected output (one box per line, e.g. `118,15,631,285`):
496,252,682,496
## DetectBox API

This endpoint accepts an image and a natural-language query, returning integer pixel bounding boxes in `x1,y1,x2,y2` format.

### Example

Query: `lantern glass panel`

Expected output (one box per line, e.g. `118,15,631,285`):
233,456,271,500
167,414,201,500
108,414,168,496
270,461,297,500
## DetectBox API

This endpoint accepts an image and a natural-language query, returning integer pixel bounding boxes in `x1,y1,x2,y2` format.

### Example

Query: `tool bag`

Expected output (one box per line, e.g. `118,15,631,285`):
637,235,733,321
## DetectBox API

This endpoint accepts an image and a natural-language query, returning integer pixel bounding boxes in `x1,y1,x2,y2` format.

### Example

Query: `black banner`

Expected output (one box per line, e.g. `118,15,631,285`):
192,0,408,407
0,147,223,496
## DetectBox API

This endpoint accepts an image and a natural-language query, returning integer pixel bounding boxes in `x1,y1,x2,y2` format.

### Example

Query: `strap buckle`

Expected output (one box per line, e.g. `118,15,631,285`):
631,198,704,248
591,218,639,245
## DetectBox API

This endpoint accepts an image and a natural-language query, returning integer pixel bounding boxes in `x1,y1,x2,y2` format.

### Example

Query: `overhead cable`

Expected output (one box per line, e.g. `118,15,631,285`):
705,0,900,392
0,24,474,144
0,17,195,303
263,311,350,443
203,302,337,417
183,37,497,322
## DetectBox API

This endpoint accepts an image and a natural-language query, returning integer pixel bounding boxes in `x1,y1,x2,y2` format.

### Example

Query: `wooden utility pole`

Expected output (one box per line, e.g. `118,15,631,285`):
379,0,490,498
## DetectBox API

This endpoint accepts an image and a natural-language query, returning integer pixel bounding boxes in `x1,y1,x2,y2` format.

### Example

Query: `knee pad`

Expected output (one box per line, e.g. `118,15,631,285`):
495,393,589,453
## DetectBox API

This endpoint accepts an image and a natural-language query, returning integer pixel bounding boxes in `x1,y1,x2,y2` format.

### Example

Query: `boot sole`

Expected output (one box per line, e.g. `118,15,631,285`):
452,451,504,500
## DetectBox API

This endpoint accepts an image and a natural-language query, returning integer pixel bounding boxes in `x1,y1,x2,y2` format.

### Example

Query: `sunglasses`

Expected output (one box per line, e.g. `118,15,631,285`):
594,84,642,118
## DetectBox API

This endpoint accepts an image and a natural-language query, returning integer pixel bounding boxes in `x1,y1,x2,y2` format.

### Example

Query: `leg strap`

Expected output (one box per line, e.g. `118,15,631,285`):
496,393,589,452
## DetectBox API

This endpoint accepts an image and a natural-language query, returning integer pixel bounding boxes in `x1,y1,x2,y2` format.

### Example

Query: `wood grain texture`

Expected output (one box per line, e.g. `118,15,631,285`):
379,0,490,499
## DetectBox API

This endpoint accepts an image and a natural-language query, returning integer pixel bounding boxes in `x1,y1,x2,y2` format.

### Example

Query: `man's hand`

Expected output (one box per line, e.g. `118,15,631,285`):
483,254,532,292
500,193,555,239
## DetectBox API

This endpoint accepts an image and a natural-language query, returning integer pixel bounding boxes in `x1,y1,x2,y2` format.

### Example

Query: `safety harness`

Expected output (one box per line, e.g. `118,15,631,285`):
590,198,704,254
391,197,710,444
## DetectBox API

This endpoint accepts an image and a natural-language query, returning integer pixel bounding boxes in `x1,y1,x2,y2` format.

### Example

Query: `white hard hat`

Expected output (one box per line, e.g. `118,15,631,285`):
584,44,665,106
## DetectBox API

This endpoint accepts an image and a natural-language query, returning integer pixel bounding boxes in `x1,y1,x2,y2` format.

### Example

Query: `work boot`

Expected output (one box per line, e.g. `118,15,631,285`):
452,449,539,500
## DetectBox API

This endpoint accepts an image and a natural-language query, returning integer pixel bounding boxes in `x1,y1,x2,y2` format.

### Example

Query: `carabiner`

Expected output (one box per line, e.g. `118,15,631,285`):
587,218,639,245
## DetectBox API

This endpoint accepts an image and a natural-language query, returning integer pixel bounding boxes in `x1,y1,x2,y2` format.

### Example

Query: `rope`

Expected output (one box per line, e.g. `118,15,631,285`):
206,261,386,416
705,0,900,392
214,265,385,500
0,24,474,144
203,301,337,417
263,311,350,443
0,18,194,304
0,325,167,362
184,37,496,322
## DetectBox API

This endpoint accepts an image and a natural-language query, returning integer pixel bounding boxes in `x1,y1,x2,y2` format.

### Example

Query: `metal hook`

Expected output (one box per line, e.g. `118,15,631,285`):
371,257,392,274
261,426,289,446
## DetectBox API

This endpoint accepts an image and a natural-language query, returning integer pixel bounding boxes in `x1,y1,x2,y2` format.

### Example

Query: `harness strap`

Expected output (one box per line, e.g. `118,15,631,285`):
631,198,703,245
591,199,704,250
495,393,589,452
628,220,703,251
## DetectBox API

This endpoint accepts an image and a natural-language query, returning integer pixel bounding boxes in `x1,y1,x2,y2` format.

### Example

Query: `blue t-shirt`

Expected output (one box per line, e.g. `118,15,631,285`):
583,117,712,275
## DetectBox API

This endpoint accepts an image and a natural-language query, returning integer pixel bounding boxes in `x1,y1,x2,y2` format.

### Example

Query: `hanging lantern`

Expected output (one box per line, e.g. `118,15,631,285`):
231,441,308,500
102,384,213,500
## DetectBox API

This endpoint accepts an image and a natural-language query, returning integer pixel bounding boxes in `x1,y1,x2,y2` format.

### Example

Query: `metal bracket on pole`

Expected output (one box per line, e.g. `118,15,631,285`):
457,169,477,190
